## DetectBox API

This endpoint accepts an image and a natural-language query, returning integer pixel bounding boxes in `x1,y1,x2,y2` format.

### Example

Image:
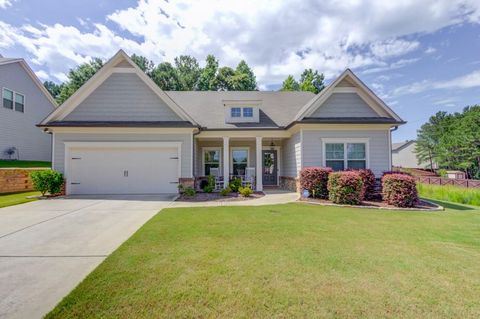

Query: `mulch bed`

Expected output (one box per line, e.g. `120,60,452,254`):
299,197,442,211
177,192,265,202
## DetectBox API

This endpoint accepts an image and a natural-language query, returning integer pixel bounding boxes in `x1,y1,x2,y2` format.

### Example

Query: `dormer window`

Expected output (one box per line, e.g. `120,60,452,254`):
243,107,253,117
231,107,241,118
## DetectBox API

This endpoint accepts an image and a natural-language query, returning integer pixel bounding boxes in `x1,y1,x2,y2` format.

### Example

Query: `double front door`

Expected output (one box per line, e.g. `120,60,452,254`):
262,150,278,186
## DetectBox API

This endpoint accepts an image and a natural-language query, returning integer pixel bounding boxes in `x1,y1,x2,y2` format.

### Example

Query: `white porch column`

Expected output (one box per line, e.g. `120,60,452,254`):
223,136,230,188
256,136,263,191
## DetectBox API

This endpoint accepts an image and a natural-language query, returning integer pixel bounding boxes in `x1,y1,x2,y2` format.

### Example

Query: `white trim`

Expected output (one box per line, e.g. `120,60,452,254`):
190,131,194,178
63,141,182,195
223,137,229,187
112,67,136,73
256,137,263,191
388,129,392,170
230,146,250,173
51,132,55,170
202,147,222,176
197,130,291,139
47,127,197,134
321,138,370,169
262,145,281,186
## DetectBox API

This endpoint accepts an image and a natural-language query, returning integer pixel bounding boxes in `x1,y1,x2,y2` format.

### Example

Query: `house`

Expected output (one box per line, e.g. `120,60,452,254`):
0,56,57,161
38,50,405,195
392,140,435,169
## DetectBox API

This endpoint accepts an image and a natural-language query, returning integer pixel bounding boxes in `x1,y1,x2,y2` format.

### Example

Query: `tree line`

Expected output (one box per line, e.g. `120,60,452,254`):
43,54,325,104
415,106,480,179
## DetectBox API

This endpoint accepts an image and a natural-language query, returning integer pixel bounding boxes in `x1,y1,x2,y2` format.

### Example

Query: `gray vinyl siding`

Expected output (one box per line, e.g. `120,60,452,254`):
64,73,183,122
302,130,390,177
281,132,301,177
0,63,55,161
309,93,380,118
53,132,192,178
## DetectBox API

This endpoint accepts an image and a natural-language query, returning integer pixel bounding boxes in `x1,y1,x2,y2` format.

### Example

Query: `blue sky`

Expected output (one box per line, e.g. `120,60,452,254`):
1,0,480,142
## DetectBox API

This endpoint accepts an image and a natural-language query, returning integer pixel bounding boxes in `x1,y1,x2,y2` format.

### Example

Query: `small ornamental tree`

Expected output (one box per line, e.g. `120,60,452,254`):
350,169,376,200
30,170,64,196
299,167,332,199
382,173,418,207
327,171,363,205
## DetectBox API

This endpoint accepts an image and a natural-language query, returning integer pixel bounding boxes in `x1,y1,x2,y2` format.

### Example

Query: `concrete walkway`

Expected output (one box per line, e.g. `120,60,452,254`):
171,189,299,208
0,195,176,319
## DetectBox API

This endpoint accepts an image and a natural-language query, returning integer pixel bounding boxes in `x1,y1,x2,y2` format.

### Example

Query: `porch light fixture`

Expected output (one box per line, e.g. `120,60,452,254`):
270,140,275,150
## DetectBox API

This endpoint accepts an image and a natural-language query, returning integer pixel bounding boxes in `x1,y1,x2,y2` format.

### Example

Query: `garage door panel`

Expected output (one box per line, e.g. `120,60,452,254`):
68,146,179,195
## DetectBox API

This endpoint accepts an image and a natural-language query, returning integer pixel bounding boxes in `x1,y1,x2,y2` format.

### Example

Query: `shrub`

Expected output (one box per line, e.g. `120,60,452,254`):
238,185,253,197
327,171,363,205
30,170,64,196
299,167,332,199
350,169,376,200
382,173,418,207
183,187,196,197
437,169,448,178
203,175,215,193
220,187,231,196
229,177,242,192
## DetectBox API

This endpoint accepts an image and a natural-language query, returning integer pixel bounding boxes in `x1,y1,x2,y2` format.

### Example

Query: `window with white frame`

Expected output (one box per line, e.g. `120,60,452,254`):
3,88,24,113
325,142,367,170
243,107,253,117
232,148,248,176
203,148,221,176
231,107,241,117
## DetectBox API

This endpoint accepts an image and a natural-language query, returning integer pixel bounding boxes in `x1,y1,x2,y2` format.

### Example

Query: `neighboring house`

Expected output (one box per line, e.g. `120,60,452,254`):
392,140,435,169
0,56,57,161
38,50,405,195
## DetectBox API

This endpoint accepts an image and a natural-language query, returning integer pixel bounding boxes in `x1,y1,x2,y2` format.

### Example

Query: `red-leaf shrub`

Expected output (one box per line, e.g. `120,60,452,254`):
382,173,418,207
327,171,363,205
299,167,332,199
349,169,376,200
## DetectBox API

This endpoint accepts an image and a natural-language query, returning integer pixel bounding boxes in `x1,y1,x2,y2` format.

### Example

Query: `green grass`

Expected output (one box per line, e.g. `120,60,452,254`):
47,203,480,318
418,183,480,206
0,191,41,208
0,160,51,168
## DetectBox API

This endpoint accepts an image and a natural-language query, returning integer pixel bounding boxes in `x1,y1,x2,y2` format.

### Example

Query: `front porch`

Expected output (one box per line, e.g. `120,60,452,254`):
194,136,284,191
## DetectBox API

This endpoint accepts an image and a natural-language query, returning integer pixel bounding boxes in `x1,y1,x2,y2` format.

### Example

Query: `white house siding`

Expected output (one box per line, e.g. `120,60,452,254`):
309,93,380,118
53,132,192,178
0,63,54,161
63,73,183,122
302,129,390,177
392,142,428,168
281,132,302,177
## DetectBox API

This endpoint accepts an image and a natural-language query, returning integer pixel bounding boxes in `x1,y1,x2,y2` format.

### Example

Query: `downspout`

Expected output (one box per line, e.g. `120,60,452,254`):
192,127,202,181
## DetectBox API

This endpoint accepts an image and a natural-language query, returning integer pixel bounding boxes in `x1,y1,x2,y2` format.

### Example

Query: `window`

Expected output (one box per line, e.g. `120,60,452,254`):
231,107,241,117
325,142,367,171
15,93,24,113
232,148,248,176
243,107,253,117
3,88,13,109
203,148,221,176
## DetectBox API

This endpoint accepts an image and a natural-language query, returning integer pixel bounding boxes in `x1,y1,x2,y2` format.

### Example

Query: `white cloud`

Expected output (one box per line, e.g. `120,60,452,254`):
1,0,480,85
393,70,480,96
424,46,437,54
34,70,49,81
0,0,14,9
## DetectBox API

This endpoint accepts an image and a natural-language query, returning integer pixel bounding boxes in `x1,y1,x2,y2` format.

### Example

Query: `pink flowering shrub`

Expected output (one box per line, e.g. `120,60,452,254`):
382,173,418,207
349,168,376,200
299,167,333,199
327,171,363,205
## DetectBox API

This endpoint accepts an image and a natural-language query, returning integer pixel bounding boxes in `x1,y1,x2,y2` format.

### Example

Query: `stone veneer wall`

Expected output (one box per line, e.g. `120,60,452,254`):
0,168,49,194
179,178,195,192
279,176,300,192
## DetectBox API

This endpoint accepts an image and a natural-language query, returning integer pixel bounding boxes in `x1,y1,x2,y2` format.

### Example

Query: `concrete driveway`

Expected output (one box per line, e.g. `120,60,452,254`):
0,195,176,319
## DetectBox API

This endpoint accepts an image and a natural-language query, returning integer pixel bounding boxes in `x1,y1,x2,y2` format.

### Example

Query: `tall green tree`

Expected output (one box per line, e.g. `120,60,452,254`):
280,75,300,91
131,54,155,76
197,55,219,91
216,66,236,91
174,55,201,90
151,62,180,91
231,60,257,91
299,69,325,94
43,81,63,100
56,58,104,104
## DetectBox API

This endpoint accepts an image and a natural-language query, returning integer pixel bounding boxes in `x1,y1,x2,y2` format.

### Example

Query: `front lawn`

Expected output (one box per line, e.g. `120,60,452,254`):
0,191,40,208
0,160,51,168
47,203,480,318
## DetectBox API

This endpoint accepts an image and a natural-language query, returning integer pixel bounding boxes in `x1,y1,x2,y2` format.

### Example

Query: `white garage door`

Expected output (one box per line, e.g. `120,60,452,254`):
67,145,179,195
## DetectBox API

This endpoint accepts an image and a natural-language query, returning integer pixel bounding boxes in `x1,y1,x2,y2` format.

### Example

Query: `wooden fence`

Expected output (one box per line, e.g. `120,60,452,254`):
415,176,480,188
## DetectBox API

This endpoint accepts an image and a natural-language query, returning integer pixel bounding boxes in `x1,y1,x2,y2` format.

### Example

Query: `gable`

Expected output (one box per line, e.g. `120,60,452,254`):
309,92,380,118
63,73,183,122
